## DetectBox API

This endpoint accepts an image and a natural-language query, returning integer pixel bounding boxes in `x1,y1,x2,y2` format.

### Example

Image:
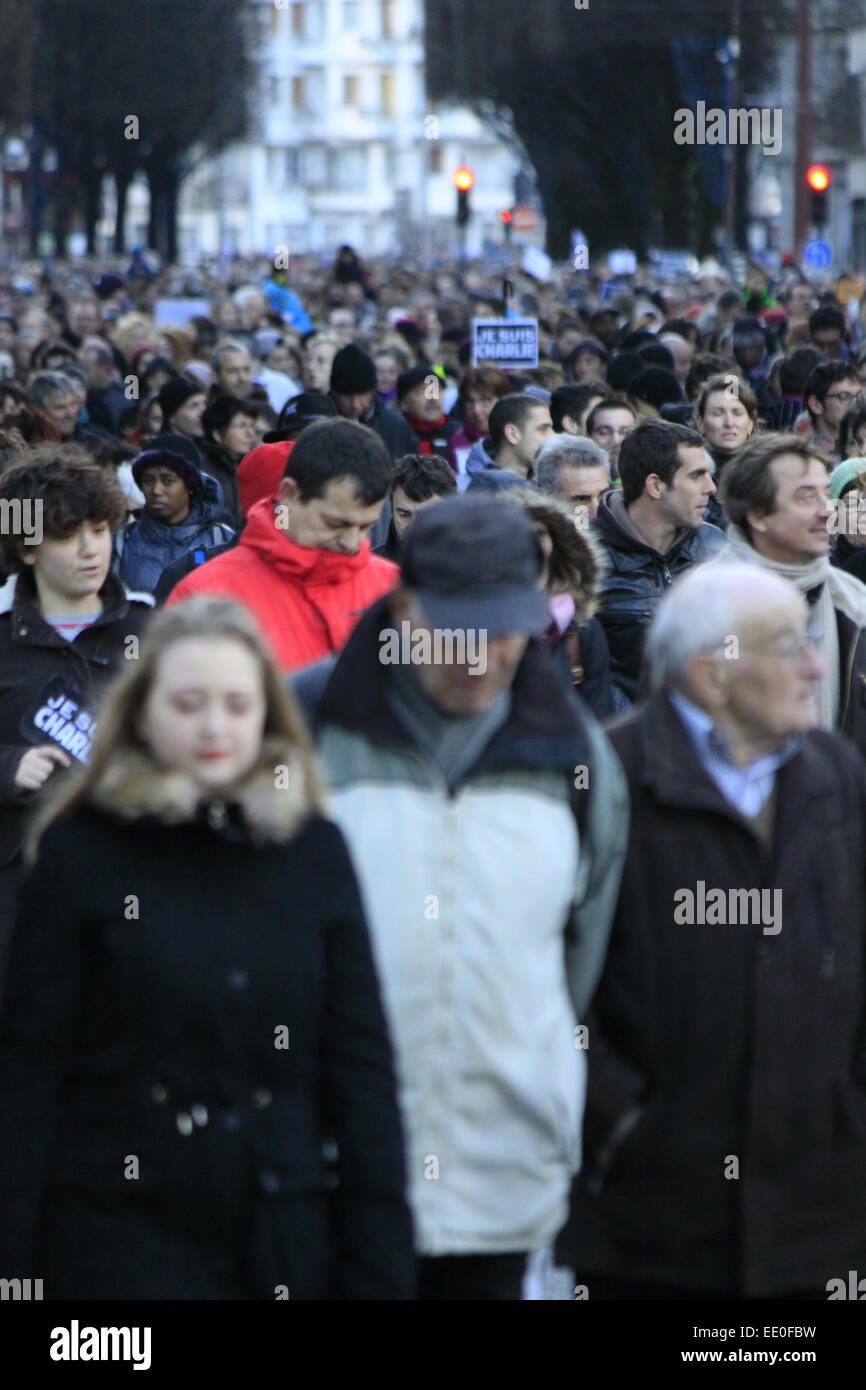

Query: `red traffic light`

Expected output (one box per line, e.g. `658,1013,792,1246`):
453,165,474,192
806,164,830,193
499,209,512,224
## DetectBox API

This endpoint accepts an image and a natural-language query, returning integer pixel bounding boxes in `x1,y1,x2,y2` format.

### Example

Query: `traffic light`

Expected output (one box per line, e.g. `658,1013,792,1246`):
453,165,473,226
499,208,512,242
806,164,830,228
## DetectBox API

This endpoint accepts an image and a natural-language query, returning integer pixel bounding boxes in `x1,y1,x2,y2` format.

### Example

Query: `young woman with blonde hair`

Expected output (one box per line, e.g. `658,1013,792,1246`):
0,595,413,1300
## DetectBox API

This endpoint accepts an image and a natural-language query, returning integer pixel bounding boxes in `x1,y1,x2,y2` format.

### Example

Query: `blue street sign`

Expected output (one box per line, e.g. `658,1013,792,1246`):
803,239,832,271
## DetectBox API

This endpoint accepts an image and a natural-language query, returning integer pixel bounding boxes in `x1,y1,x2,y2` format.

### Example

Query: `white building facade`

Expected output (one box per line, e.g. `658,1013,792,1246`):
177,0,529,259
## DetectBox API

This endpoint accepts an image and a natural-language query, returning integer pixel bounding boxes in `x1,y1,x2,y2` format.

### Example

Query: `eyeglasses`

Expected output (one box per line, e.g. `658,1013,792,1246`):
825,390,860,404
760,634,822,663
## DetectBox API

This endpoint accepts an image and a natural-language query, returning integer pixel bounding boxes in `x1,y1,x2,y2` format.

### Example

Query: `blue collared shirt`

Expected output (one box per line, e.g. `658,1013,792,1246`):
669,692,800,818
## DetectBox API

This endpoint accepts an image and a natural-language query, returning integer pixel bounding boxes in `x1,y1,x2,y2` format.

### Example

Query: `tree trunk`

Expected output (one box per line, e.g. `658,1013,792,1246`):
165,165,179,263
84,168,102,255
113,168,132,252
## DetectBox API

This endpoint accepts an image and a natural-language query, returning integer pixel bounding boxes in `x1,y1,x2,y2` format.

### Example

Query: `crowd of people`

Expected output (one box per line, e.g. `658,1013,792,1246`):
1,243,866,1300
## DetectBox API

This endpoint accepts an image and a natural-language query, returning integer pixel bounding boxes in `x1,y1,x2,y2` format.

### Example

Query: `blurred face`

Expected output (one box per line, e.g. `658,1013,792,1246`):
42,388,80,438
278,474,383,553
217,350,252,397
331,389,373,421
463,388,499,437
699,390,755,454
329,309,355,344
576,393,604,434
304,340,337,392
659,333,694,381
216,301,240,331
590,313,619,350
215,411,257,459
0,321,15,350
137,638,267,792
391,484,446,540
69,301,101,338
658,444,716,530
708,596,823,747
573,350,605,384
510,405,553,466
393,590,529,717
169,392,206,438
139,466,192,525
558,328,583,359
21,519,112,604
811,326,844,358
237,293,266,330
375,353,399,395
144,400,163,435
400,380,443,422
789,285,814,318
589,406,635,465
554,462,610,520
747,453,832,564
817,377,861,431
265,342,292,375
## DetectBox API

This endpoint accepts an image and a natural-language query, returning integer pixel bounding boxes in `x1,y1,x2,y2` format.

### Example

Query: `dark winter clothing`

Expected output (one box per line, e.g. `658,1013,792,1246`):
593,490,724,703
0,756,414,1299
558,691,866,1296
198,436,243,529
152,538,238,606
401,413,460,458
552,618,616,720
832,533,866,585
114,473,234,595
0,570,153,990
352,396,418,461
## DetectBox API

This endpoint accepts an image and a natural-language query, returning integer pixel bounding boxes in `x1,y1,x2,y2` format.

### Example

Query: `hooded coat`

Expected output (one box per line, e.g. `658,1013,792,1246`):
0,747,414,1299
166,497,398,672
114,473,234,596
465,437,531,493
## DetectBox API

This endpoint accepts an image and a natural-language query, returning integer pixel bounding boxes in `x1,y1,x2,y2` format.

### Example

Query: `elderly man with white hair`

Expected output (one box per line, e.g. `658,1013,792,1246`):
557,561,866,1300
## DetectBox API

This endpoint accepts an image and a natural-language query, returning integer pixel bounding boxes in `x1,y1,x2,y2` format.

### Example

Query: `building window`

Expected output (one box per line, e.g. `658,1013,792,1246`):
291,3,305,38
429,145,442,173
286,149,300,182
269,6,281,37
267,77,280,106
344,74,360,107
382,0,395,39
380,72,395,116
385,148,397,180
292,76,306,111
342,1,360,31
266,149,284,186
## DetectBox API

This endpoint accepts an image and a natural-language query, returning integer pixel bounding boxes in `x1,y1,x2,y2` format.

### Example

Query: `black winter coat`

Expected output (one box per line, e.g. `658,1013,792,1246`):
593,493,724,703
198,437,243,530
0,572,152,985
558,692,866,1296
356,397,418,461
0,800,415,1300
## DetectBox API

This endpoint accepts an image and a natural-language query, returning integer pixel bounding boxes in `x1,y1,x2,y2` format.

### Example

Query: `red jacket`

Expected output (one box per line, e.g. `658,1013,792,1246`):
237,441,292,519
166,497,398,671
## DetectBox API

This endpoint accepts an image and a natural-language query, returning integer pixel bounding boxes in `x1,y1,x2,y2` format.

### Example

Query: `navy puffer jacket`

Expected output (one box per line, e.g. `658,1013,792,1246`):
114,474,234,596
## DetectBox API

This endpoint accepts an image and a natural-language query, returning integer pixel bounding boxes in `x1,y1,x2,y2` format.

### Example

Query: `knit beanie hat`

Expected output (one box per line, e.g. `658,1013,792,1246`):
829,457,866,501
132,446,207,500
329,343,377,394
158,376,202,425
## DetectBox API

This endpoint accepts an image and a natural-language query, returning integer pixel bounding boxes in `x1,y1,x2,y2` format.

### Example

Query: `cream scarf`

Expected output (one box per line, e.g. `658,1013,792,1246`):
716,526,866,729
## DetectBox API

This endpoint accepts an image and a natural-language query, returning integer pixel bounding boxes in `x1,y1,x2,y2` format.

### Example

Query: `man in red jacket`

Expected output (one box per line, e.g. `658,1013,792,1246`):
167,418,398,671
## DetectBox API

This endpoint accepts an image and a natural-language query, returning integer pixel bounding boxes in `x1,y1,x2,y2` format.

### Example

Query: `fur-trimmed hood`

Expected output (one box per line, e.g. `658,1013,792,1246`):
88,738,317,844
503,489,604,624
